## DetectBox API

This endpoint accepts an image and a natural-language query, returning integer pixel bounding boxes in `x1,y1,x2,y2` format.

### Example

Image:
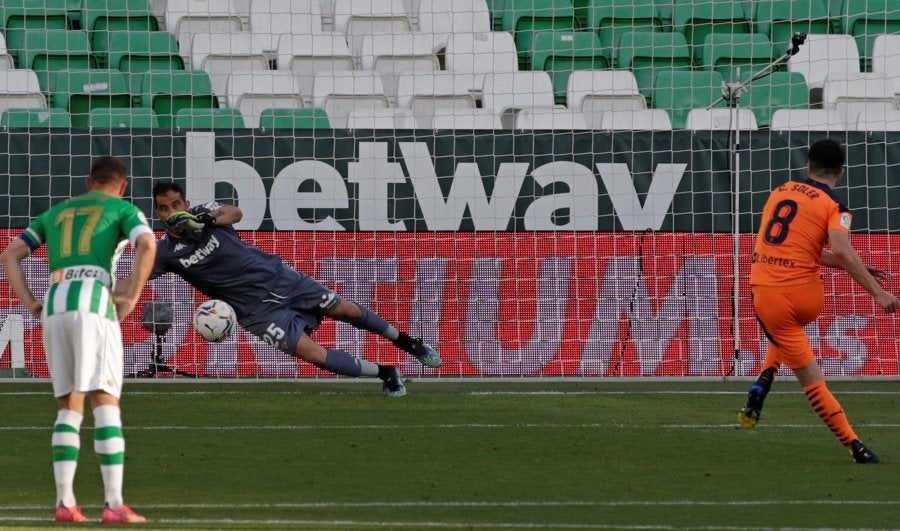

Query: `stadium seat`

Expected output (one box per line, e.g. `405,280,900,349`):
482,71,555,114
1,107,70,128
852,108,900,130
506,106,589,129
872,34,900,96
769,108,847,130
358,32,440,97
0,33,14,70
787,34,860,102
258,107,331,129
175,107,246,130
697,33,773,82
48,69,132,127
225,72,304,128
249,0,324,53
394,71,477,127
566,70,646,126
332,0,413,58
529,31,608,104
431,107,502,129
593,108,673,130
104,31,185,90
138,69,218,126
166,0,244,59
615,31,692,103
0,0,72,56
444,31,519,91
191,32,271,105
276,34,354,102
0,69,47,115
16,30,98,89
840,0,900,71
345,107,417,129
740,71,809,127
672,0,752,54
80,0,160,52
579,0,663,55
311,70,391,128
752,0,832,58
684,108,759,130
821,72,899,123
417,0,492,53
500,0,578,69
651,69,727,129
88,107,159,128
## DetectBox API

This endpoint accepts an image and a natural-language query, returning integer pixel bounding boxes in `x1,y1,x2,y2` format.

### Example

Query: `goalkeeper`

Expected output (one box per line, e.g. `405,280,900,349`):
141,181,441,397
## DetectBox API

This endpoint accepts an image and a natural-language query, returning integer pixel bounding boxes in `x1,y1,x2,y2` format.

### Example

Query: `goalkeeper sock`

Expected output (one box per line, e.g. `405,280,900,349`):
803,380,858,448
93,405,126,509
348,304,399,341
52,409,83,507
323,349,379,377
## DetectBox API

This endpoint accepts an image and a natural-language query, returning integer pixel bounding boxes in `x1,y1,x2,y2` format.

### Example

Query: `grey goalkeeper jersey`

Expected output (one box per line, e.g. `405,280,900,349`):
150,202,306,321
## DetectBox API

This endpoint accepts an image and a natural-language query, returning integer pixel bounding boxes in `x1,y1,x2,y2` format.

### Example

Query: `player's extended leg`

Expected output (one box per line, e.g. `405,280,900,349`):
738,349,780,429
795,363,880,464
294,334,407,397
52,394,87,523
327,300,442,368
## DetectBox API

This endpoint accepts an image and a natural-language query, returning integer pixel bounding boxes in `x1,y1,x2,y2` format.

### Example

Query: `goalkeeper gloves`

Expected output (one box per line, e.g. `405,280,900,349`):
165,211,215,232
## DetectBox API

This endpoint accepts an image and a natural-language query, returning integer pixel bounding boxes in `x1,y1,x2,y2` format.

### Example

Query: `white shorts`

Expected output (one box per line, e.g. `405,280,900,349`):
43,312,124,398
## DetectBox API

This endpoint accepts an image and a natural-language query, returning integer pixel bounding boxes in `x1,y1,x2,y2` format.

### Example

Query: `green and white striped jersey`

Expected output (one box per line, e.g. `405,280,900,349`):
21,190,153,320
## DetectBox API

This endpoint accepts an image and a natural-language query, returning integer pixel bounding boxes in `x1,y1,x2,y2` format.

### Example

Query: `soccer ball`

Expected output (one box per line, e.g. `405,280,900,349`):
192,299,236,342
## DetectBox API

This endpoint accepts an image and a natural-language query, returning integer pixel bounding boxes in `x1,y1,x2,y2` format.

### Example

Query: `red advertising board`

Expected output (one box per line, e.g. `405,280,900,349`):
2,231,898,378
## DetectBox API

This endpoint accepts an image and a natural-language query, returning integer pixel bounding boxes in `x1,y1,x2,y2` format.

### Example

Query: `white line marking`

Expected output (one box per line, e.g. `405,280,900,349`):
3,389,900,397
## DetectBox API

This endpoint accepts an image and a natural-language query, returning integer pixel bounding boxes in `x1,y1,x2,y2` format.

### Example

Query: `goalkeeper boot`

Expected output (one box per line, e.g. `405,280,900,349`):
850,440,881,464
55,503,88,523
394,333,442,368
101,504,147,524
738,367,776,429
381,366,407,398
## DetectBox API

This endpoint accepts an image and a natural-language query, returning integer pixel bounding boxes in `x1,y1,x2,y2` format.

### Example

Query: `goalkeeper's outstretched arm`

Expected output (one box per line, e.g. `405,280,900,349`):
203,204,242,226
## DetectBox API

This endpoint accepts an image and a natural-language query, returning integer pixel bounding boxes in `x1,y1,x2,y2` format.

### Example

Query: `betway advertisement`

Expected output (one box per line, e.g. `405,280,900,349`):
0,130,898,378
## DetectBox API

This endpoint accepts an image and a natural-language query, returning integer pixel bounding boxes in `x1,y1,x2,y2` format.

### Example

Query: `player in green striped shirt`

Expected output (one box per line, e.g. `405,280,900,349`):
0,156,156,524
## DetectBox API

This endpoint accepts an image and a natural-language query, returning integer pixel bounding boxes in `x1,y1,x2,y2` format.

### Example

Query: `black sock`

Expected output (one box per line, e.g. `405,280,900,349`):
392,332,416,351
377,364,394,381
756,367,777,391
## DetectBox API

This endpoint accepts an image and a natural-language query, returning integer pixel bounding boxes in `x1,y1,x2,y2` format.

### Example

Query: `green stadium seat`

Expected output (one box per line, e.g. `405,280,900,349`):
578,0,663,54
0,0,73,57
88,107,159,128
698,33,773,82
48,69,132,127
80,0,160,52
753,0,832,58
175,107,245,130
1,107,71,128
101,30,183,71
840,0,900,71
616,31,692,103
486,0,507,30
530,30,609,104
672,0,752,54
258,107,331,130
500,0,579,69
740,71,809,127
15,29,97,88
651,69,727,128
138,69,218,127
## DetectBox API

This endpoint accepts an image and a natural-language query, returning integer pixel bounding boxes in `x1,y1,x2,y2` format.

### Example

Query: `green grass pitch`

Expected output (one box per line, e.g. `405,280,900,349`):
0,380,898,529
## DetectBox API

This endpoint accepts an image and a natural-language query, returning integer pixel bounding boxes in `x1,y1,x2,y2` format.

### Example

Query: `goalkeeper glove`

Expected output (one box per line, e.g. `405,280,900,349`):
165,211,215,232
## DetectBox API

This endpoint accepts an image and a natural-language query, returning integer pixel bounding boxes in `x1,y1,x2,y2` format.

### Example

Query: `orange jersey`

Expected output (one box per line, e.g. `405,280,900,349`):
750,178,852,287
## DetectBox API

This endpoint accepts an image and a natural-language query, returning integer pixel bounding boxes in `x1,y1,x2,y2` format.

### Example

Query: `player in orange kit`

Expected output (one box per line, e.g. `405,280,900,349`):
738,138,899,463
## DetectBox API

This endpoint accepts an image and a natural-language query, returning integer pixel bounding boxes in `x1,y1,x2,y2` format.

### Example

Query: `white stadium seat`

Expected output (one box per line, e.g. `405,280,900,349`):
0,33,13,70
821,72,899,123
769,109,847,131
394,71,477,126
417,0,491,53
0,70,47,114
594,109,673,130
345,107,417,129
853,108,900,131
249,0,325,52
787,34,860,89
430,107,502,129
358,32,439,97
332,0,413,58
191,32,270,103
444,31,518,91
482,71,555,114
165,0,244,60
226,72,305,128
311,70,391,128
684,108,759,130
871,34,900,97
508,106,590,130
276,34,354,100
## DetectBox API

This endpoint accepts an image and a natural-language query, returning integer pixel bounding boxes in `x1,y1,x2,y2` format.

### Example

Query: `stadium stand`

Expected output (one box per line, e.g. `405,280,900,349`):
684,107,759,130
394,71,478,127
88,107,159,128
593,108,673,130
506,105,590,129
311,70,391,128
138,69,218,126
174,107,245,130
529,30,609,104
431,107,503,129
769,108,848,130
48,69,132,127
345,106,417,129
225,72,304,128
1,107,70,128
258,107,331,130
651,70,726,129
0,69,46,114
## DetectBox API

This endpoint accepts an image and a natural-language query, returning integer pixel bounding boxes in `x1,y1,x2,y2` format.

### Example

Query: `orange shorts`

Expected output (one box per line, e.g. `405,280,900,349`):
752,281,824,370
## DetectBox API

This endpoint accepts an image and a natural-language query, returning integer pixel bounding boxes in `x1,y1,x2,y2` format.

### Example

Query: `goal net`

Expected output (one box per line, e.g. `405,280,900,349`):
0,0,898,379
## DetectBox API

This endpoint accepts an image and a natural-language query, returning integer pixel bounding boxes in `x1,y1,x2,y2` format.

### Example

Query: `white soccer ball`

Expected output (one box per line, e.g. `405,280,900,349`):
192,299,236,342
